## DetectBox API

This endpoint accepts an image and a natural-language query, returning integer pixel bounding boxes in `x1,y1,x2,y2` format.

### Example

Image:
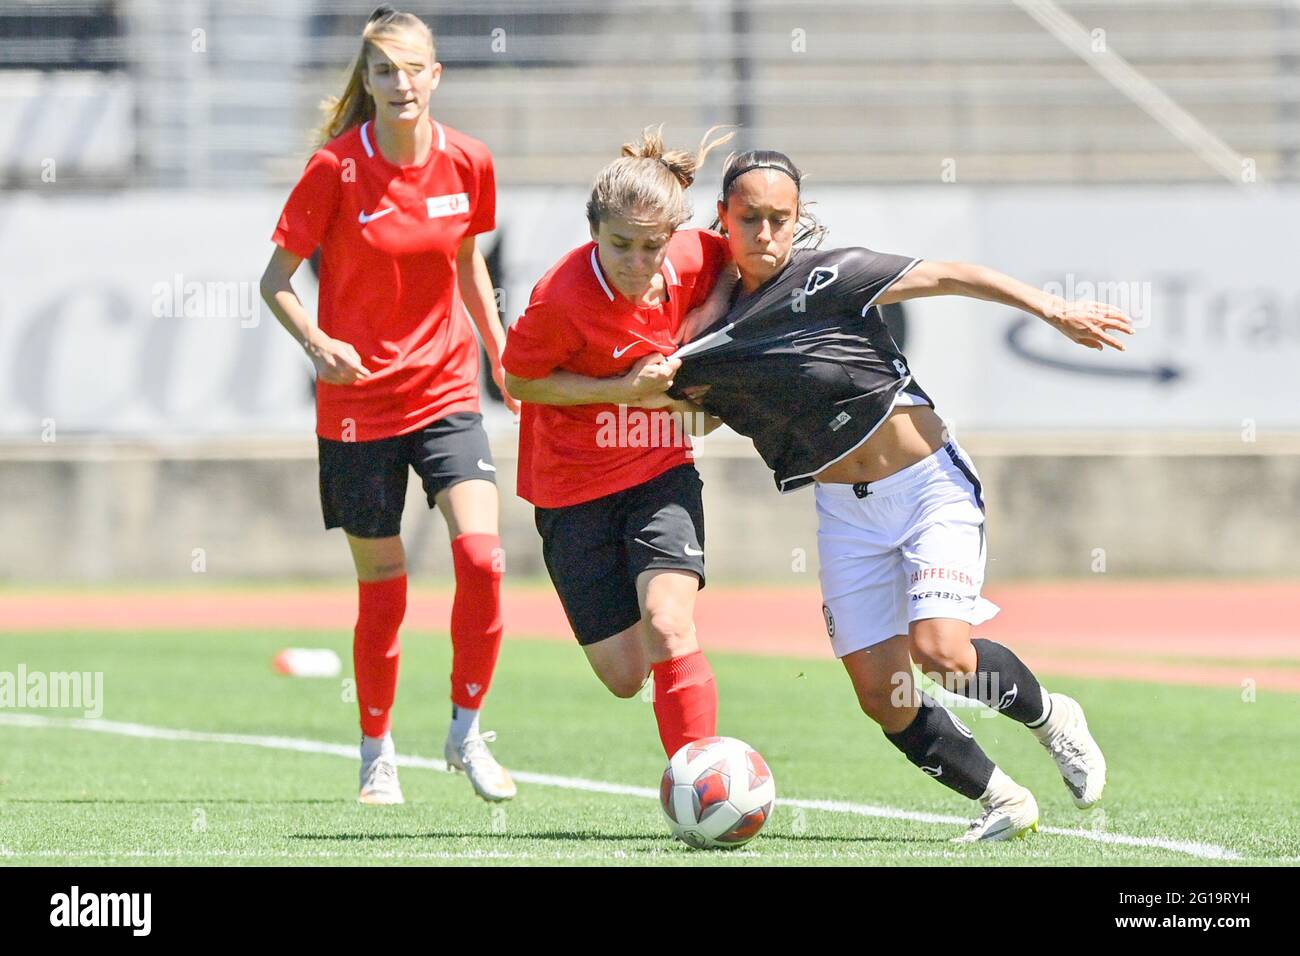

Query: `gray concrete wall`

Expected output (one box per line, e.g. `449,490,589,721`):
2,435,1297,586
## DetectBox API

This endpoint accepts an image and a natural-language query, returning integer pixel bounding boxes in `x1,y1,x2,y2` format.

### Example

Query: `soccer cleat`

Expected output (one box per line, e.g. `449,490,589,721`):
1035,693,1107,809
444,730,517,802
358,755,404,805
951,785,1039,844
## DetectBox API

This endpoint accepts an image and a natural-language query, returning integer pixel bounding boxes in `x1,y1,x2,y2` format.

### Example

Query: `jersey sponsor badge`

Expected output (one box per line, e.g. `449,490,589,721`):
426,192,471,219
803,264,839,295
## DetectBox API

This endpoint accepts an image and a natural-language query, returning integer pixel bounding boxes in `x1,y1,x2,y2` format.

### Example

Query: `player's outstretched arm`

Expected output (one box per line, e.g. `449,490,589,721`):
260,246,371,385
875,260,1134,352
504,353,680,407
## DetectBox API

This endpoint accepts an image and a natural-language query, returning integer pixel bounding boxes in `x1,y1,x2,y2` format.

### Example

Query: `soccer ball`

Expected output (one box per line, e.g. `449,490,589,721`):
659,736,775,849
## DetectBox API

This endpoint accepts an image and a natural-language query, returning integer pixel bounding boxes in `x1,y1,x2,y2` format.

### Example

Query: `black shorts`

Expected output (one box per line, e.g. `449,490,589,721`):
318,412,495,538
534,464,706,646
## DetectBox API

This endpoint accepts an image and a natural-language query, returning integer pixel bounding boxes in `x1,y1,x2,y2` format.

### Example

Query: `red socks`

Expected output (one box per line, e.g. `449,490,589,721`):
351,535,504,736
449,533,505,710
650,650,718,758
353,575,407,738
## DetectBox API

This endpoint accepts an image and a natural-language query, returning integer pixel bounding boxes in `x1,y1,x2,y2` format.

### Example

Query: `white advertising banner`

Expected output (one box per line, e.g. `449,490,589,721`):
2,186,1296,437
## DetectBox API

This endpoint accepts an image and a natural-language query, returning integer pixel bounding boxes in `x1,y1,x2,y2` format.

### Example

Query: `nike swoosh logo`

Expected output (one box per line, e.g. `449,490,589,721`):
477,459,496,472
683,545,704,556
633,537,676,558
612,343,640,358
358,207,396,224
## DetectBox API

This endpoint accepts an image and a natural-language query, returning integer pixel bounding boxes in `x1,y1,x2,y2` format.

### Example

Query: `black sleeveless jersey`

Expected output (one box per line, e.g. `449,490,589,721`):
669,247,933,493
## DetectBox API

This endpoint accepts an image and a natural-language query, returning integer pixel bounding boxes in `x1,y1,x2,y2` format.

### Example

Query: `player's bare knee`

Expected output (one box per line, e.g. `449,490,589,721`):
910,638,962,680
852,684,893,722
600,669,649,699
916,648,972,688
643,611,697,658
360,560,406,582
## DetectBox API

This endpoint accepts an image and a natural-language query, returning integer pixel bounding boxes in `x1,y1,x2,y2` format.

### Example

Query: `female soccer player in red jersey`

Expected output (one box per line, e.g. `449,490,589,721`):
660,149,1130,841
501,127,736,760
260,7,516,805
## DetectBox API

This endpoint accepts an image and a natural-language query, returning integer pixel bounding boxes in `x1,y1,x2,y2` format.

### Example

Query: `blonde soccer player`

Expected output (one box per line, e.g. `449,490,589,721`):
261,7,515,805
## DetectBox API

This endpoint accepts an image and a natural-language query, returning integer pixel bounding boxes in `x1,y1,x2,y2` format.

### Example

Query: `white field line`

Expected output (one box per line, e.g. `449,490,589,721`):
0,713,1242,861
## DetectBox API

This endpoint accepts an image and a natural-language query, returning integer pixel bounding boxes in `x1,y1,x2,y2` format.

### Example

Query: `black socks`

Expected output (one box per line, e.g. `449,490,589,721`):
884,693,995,800
960,638,1051,727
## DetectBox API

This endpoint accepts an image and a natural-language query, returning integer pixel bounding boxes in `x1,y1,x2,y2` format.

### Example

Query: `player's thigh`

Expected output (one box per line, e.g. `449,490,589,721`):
582,621,651,699
318,434,409,542
899,444,994,677
814,486,908,660
840,633,917,734
534,497,642,652
435,478,499,538
621,466,706,662
346,533,407,582
635,568,700,663
909,617,976,685
409,413,499,536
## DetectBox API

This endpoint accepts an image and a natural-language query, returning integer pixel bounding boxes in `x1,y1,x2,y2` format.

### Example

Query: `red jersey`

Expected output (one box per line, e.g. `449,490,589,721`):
502,229,729,508
272,118,495,441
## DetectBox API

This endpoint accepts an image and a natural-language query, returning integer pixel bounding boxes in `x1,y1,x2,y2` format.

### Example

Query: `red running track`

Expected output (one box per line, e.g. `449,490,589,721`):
1,582,1296,692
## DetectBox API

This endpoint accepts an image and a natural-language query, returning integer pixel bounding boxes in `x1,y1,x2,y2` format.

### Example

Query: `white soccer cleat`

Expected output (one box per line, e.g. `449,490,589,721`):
444,731,517,802
358,755,405,805
1035,693,1107,809
952,785,1039,844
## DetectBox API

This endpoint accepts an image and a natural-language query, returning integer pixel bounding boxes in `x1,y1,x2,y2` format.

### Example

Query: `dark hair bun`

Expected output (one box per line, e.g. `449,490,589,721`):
368,5,398,23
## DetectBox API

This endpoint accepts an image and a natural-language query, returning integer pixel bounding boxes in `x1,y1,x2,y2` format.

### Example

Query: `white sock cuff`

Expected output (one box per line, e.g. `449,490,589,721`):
979,766,1017,804
449,705,481,743
1025,687,1053,731
361,733,395,761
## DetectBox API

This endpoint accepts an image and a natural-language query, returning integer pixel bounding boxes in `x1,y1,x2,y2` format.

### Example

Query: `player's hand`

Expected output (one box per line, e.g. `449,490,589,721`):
620,353,681,403
306,334,371,385
681,384,712,402
491,362,521,416
1046,299,1135,352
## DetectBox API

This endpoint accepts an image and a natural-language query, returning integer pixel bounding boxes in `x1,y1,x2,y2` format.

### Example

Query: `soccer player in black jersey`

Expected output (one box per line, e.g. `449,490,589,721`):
651,150,1133,842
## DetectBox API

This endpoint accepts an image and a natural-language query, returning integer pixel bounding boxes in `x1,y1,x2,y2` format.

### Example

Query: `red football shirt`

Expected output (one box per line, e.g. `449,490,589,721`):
502,229,730,508
272,118,496,441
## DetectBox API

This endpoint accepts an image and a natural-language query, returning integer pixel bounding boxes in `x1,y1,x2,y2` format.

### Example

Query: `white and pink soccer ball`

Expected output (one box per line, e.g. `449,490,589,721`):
659,736,776,849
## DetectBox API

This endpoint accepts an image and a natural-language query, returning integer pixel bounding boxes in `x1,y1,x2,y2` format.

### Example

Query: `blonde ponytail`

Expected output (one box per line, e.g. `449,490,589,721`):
587,124,735,229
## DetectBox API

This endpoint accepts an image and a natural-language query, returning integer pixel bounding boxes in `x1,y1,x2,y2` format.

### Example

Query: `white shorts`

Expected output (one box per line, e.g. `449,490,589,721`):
816,440,1000,658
